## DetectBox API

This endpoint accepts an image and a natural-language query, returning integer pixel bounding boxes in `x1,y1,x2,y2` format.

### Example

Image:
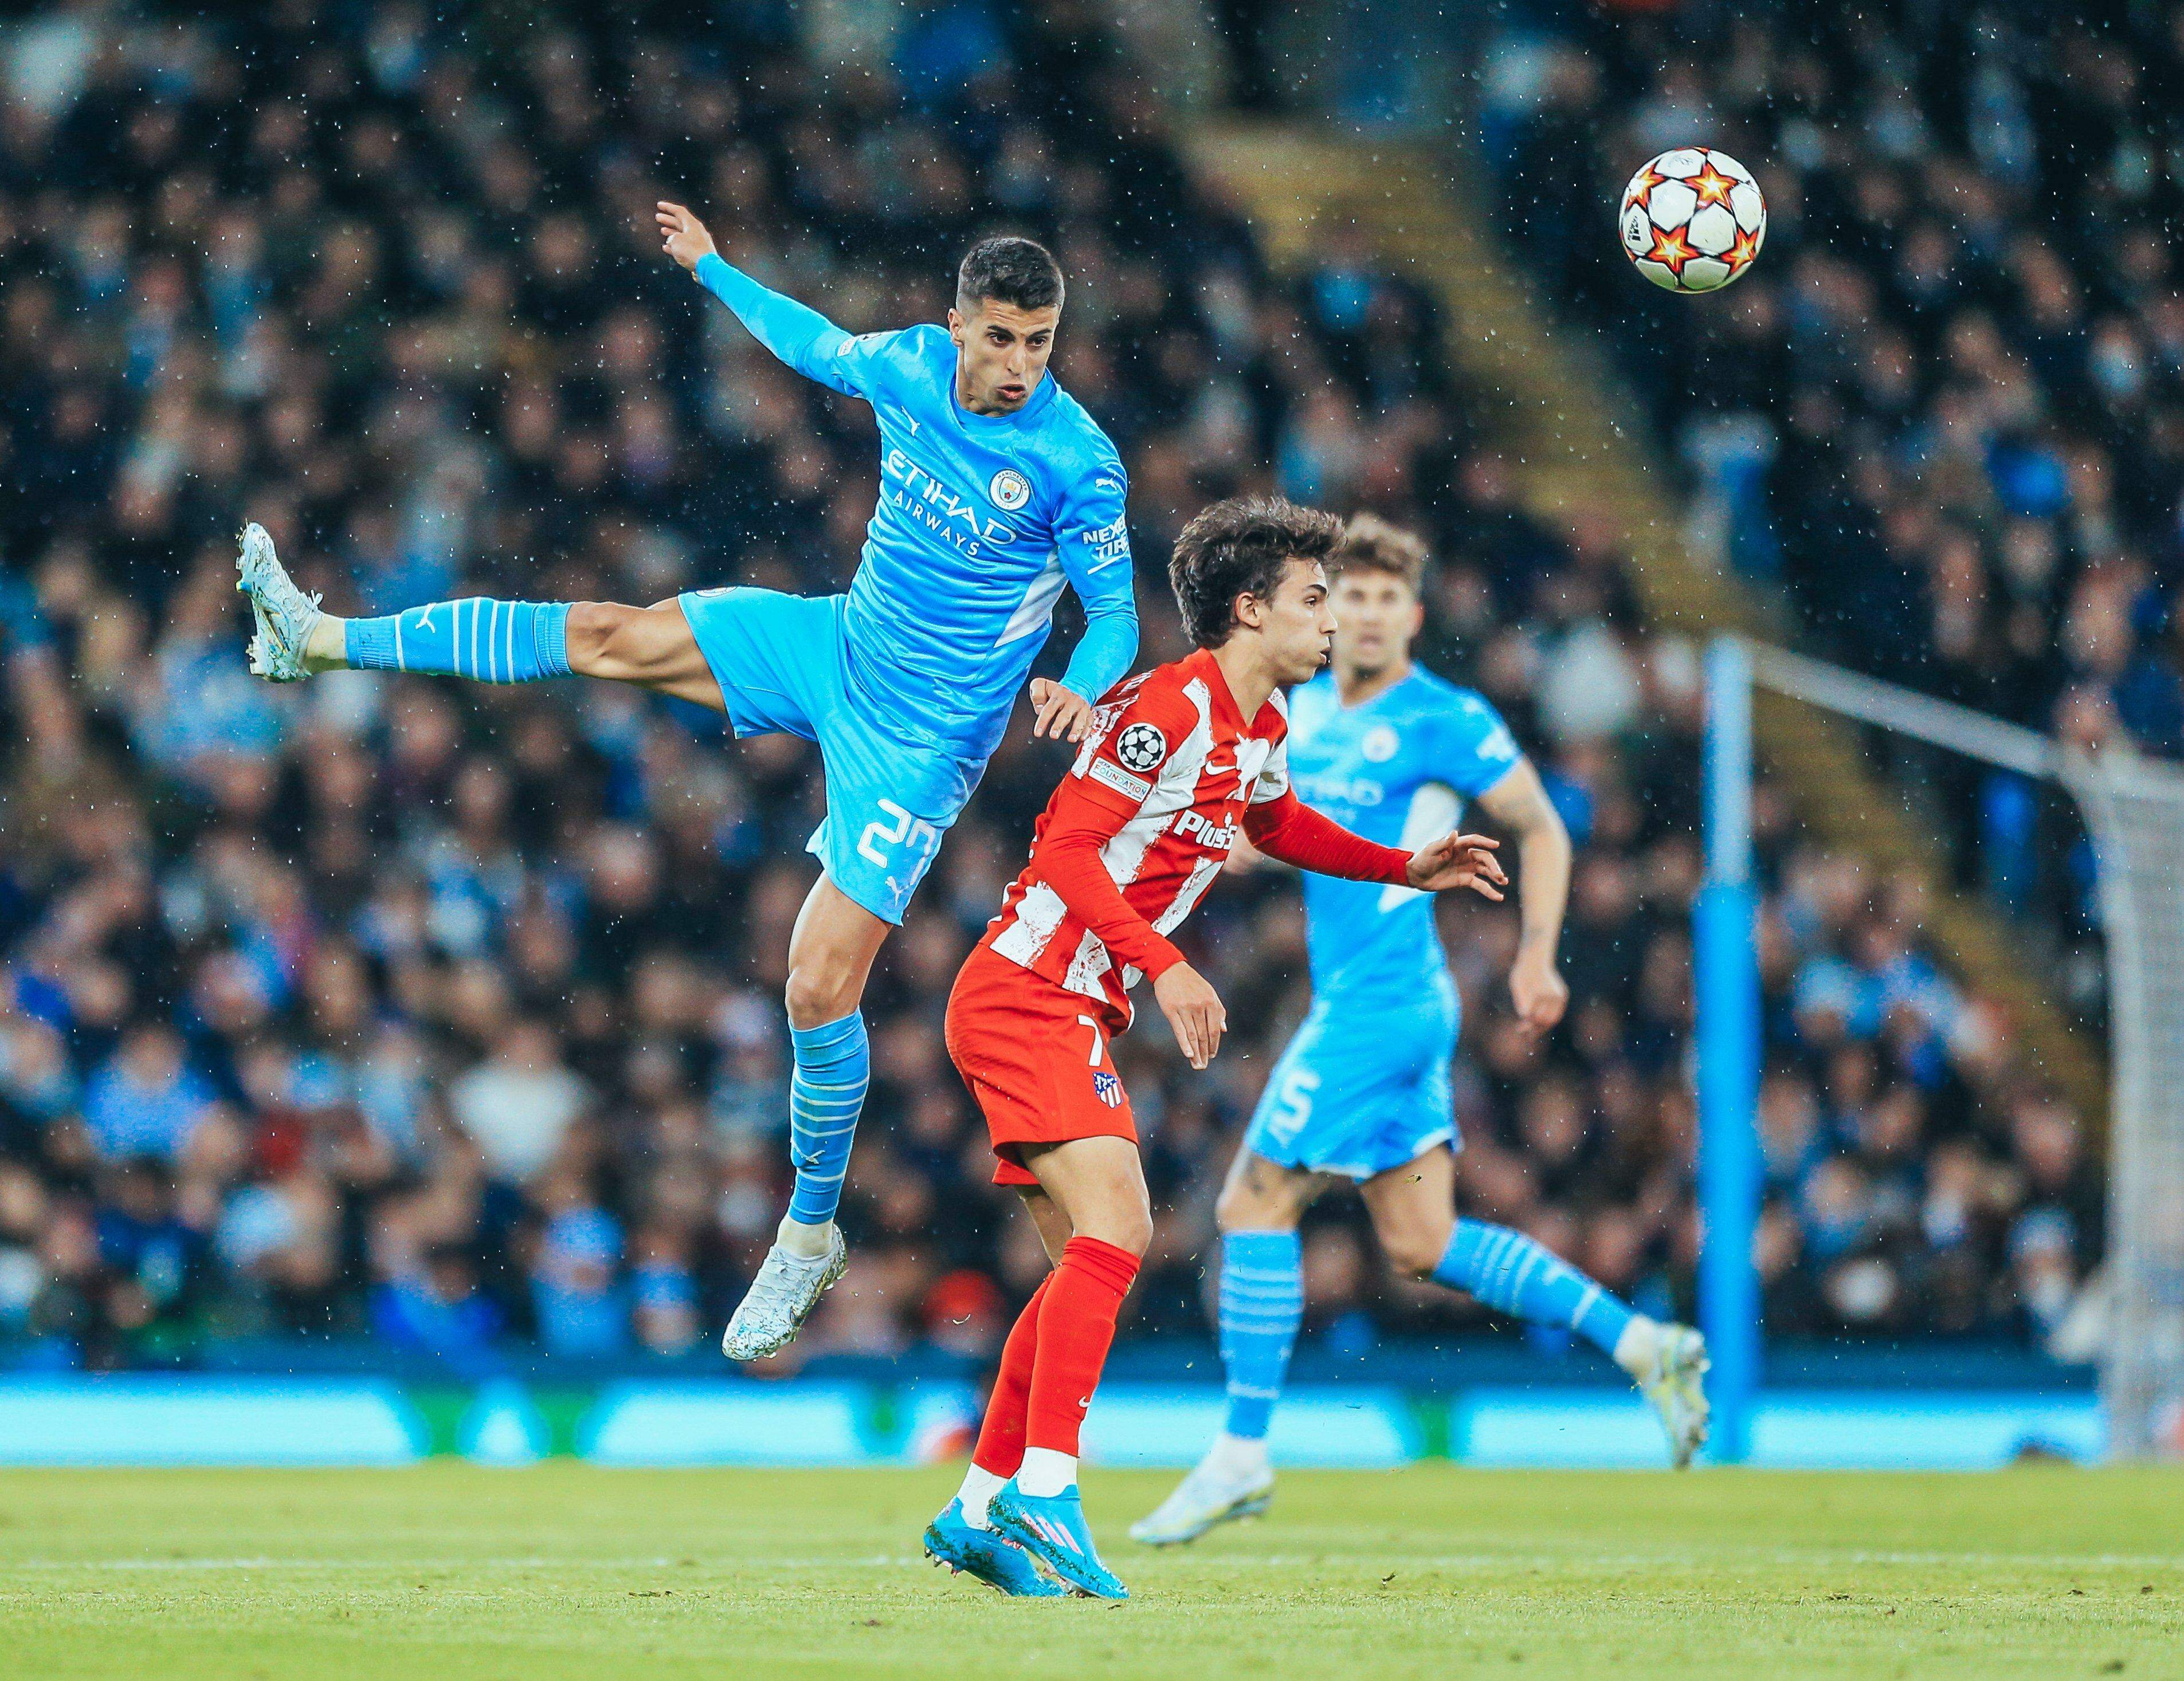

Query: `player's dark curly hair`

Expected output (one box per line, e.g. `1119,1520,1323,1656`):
957,237,1065,313
1169,495,1344,649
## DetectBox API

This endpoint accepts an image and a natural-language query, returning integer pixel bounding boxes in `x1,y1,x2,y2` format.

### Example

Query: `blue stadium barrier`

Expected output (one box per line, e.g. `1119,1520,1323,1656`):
0,1377,2105,1469
1746,1393,2103,1470
1085,1383,1418,1469
580,1381,873,1466
458,1380,548,1466
0,1376,422,1466
1456,1388,2104,1470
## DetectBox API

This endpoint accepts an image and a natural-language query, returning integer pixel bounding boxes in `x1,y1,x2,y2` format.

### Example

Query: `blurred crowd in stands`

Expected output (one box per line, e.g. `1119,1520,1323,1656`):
0,3,2096,1375
1479,1,2184,1006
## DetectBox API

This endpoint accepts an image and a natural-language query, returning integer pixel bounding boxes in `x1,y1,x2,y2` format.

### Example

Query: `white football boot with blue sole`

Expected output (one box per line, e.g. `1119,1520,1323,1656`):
235,522,323,683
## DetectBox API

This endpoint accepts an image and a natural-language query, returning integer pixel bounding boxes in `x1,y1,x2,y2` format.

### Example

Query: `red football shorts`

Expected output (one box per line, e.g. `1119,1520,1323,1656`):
945,944,1136,1187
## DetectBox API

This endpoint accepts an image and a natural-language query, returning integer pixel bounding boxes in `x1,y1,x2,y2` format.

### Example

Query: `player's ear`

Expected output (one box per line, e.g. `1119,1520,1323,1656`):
947,307,965,347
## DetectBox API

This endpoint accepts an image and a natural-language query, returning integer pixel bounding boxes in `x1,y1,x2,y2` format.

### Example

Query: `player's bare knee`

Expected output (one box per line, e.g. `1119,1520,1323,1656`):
1216,1160,1300,1234
784,964,857,1031
1100,1200,1154,1259
1214,1178,1267,1234
564,601,637,678
1378,1224,1445,1281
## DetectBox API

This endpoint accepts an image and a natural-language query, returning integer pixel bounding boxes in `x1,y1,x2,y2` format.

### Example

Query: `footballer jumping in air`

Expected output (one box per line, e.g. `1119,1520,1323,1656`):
1132,515,1708,1550
236,207,1137,1360
922,497,1505,1598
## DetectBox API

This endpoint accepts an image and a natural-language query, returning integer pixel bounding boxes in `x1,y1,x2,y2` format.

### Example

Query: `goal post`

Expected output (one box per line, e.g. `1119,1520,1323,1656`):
1697,635,2184,1462
1697,639,1762,1463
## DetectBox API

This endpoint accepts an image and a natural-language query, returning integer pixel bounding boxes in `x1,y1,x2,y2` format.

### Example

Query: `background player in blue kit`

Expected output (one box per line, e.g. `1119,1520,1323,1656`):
236,204,1137,1361
1135,516,1708,1547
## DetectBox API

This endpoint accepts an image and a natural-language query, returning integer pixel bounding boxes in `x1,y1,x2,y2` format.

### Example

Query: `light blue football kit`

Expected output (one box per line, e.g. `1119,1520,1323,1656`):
321,256,1136,1242
1241,667,1521,1179
681,254,1137,926
1215,667,1638,1451
339,257,1137,928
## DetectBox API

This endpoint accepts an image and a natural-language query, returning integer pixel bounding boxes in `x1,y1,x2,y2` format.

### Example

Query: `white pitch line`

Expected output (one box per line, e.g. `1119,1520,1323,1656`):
0,1554,931,1574
5,1549,2179,1575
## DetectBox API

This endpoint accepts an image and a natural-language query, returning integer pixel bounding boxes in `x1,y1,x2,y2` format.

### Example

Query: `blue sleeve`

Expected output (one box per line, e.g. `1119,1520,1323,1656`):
692,252,891,400
1050,455,1138,701
1439,692,1524,795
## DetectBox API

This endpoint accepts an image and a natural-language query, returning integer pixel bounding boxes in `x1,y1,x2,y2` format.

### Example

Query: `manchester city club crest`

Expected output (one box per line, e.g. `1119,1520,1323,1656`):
1362,724,1401,763
1093,1070,1123,1108
989,468,1030,510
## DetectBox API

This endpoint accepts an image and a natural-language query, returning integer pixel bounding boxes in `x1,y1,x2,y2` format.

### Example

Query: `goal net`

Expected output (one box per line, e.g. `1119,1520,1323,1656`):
1705,639,2184,1460
2063,750,2184,1457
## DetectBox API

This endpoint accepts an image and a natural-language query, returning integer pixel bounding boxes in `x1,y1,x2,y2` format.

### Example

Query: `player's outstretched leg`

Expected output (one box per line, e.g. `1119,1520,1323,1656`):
1425,1219,1709,1464
1368,1151,1710,1467
238,523,573,685
237,524,724,705
1131,1229,1291,1546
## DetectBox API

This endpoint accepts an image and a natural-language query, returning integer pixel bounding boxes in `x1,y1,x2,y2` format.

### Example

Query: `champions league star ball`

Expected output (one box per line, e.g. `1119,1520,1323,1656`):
1618,147,1766,294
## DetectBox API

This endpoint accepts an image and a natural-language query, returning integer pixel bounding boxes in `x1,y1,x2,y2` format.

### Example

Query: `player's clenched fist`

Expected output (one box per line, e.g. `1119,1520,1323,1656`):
655,202,717,271
1405,832,1506,900
1154,961,1225,1070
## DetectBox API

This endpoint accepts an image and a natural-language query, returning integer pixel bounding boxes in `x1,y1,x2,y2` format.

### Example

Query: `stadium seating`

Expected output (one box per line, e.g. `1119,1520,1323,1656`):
0,5,2094,1376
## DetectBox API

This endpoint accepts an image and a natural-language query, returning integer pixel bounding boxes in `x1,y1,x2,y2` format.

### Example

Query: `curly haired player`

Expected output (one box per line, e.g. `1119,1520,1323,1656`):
920,497,1505,1599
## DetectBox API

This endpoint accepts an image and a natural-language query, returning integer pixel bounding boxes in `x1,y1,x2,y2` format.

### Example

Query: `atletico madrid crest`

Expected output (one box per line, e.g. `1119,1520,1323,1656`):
1092,1070,1124,1108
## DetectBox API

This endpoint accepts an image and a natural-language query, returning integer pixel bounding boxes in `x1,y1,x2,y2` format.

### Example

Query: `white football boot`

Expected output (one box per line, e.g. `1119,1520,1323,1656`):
235,522,323,682
1130,1450,1275,1547
1636,1322,1711,1468
720,1228,848,1361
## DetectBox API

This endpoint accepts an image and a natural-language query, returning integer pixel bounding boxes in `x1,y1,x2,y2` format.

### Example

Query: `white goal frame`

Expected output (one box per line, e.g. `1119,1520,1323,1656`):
1701,638,2184,1461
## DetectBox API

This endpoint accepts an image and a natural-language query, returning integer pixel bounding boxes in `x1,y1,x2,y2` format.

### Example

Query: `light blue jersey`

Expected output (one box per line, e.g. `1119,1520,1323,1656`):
680,256,1139,922
1244,666,1522,1178
692,256,1135,763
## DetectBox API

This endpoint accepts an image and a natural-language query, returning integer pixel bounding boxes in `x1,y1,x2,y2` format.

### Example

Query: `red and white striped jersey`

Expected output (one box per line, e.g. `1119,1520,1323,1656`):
979,648,1291,1027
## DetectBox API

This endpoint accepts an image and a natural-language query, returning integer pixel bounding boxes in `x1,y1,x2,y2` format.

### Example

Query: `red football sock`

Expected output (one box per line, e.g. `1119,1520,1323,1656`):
1025,1236,1142,1456
971,1275,1051,1478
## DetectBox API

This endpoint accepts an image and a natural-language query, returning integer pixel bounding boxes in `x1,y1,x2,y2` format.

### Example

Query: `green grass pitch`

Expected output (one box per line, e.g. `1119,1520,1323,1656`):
3,1464,2181,1679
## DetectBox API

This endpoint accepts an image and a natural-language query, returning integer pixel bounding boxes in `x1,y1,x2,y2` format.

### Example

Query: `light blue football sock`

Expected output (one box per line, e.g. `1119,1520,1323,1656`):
1218,1230,1303,1440
1432,1217,1634,1357
346,599,571,682
786,1012,869,1227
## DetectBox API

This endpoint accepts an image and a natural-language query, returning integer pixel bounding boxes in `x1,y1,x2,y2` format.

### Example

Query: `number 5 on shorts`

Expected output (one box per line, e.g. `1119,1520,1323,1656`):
1268,1068,1319,1141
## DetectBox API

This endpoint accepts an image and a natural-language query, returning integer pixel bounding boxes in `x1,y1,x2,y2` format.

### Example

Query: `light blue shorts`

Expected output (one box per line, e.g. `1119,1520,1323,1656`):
679,587,979,925
1241,990,1460,1180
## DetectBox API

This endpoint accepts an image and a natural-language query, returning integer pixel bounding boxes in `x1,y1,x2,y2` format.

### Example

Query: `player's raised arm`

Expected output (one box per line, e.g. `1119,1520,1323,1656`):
1242,784,1505,901
1032,459,1140,744
656,201,883,399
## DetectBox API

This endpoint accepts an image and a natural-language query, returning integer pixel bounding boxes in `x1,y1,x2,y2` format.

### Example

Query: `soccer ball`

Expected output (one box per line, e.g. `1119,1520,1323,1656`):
1619,148,1766,294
